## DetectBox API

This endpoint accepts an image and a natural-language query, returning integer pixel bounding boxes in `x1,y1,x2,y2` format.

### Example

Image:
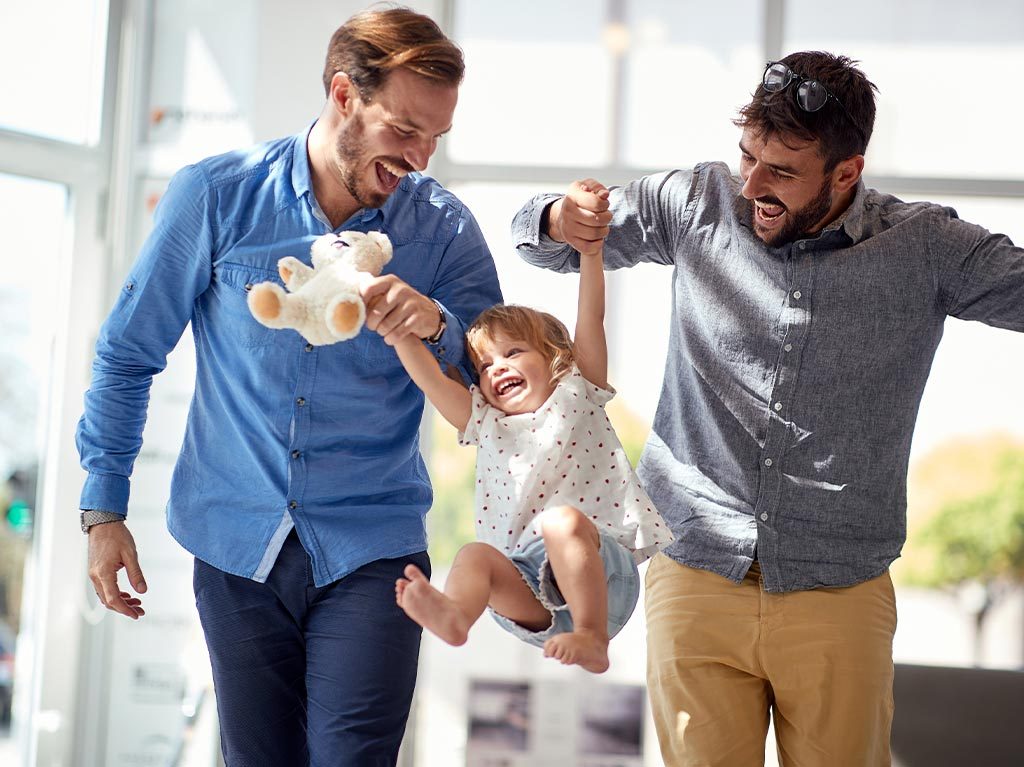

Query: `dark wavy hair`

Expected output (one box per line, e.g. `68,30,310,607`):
735,51,878,171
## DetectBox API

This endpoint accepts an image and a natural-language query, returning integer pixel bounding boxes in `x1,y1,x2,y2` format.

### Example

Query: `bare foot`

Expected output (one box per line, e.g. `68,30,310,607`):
543,629,610,673
395,564,473,646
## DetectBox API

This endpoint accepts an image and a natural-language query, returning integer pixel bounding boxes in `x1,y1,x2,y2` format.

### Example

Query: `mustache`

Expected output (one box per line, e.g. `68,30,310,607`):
378,157,415,174
755,196,786,209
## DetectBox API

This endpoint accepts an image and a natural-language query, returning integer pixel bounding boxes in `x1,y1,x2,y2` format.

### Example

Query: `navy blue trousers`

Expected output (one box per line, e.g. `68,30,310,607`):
193,532,429,766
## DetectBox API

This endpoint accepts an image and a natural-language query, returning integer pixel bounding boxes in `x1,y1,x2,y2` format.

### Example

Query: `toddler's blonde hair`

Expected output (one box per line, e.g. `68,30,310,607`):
466,304,574,385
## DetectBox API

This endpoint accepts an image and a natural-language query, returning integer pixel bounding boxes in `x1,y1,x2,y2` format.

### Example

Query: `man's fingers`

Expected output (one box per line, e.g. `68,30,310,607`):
125,556,147,594
568,180,611,213
382,315,421,347
95,573,139,619
87,522,146,619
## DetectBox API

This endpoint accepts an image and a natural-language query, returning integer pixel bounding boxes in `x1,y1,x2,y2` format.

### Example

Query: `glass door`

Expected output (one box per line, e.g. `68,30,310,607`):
0,173,70,765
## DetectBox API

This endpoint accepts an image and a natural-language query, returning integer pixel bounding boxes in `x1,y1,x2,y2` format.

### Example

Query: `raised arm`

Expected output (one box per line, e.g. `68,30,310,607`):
571,180,610,389
394,335,473,431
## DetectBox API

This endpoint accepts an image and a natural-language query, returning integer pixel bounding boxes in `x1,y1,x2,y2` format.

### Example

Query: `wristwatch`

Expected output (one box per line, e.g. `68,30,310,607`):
422,299,446,345
80,510,124,534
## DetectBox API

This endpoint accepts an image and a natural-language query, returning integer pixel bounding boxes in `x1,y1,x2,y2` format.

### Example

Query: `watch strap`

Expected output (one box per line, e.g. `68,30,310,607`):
422,299,446,344
81,510,124,534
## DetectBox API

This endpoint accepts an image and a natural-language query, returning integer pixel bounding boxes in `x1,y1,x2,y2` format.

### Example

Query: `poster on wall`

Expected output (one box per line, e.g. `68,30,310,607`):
466,678,644,767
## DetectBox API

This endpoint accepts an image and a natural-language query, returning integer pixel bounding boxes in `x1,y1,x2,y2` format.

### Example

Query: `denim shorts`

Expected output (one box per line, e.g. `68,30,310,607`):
490,532,641,648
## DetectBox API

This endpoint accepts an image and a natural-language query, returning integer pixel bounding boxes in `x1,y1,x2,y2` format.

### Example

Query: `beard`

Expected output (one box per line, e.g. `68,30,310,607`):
334,112,408,210
752,177,833,247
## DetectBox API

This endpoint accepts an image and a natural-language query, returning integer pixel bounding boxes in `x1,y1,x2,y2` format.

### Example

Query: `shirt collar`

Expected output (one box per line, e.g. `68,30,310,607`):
835,179,868,243
291,120,401,229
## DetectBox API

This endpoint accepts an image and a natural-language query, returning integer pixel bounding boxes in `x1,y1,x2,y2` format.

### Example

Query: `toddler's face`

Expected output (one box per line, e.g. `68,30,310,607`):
474,332,556,415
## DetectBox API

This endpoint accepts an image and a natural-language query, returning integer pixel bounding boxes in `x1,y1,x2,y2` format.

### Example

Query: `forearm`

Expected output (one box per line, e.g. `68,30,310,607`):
513,170,694,272
394,335,472,431
574,252,608,388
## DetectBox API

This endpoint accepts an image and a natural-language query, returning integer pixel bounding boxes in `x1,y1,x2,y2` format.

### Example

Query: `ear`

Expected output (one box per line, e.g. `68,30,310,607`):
368,231,393,262
328,71,359,118
831,154,864,194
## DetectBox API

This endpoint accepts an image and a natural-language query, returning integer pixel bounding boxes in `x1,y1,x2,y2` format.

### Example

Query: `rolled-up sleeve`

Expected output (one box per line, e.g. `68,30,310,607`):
76,165,215,515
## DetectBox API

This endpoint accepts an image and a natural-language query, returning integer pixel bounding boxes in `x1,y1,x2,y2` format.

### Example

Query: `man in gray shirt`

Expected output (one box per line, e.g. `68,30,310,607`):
512,51,1024,765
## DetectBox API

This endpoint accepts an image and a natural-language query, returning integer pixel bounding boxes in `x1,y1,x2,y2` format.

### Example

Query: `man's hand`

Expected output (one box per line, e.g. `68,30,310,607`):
361,275,441,346
547,178,611,256
88,521,147,620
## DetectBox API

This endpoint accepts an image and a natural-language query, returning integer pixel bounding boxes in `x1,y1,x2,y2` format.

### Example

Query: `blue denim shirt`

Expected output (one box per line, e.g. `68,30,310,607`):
77,124,502,586
513,162,1024,592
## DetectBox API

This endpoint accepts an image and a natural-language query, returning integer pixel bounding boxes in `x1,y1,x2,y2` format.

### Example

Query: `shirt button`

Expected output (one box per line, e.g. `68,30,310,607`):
764,458,773,467
291,450,301,459
244,283,253,292
774,402,783,412
793,290,802,299
760,513,768,521
784,343,793,352
288,500,298,509
305,343,314,352
296,397,306,407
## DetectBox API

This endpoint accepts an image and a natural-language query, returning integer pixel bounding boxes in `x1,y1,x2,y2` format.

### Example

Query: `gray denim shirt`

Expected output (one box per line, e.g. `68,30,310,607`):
512,162,1024,592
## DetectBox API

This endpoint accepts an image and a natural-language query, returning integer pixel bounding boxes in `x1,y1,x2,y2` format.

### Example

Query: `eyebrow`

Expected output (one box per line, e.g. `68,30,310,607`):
738,140,800,176
391,113,453,136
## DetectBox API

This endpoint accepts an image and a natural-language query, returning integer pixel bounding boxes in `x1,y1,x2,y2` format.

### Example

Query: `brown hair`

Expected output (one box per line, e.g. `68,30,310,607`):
735,51,878,171
466,305,575,385
322,6,464,99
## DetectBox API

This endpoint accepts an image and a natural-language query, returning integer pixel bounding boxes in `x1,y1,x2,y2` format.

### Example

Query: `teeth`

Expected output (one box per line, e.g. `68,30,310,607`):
497,378,523,395
380,160,408,178
755,200,784,219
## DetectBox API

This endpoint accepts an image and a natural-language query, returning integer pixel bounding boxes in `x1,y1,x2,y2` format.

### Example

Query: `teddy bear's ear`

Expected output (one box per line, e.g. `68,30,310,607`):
366,231,393,262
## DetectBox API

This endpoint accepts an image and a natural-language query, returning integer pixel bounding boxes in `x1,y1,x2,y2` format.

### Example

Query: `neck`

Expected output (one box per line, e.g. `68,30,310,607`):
307,114,360,229
813,185,857,234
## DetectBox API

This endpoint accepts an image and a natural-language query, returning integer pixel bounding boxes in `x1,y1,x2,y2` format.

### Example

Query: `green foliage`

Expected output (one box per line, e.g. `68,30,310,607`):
908,449,1024,588
425,412,477,566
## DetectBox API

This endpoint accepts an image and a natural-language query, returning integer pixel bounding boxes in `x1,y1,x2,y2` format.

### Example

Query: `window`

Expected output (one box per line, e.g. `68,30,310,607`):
0,0,109,144
784,0,1024,179
0,173,68,754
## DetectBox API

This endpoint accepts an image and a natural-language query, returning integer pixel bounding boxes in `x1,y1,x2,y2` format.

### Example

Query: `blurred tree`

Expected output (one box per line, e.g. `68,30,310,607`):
900,438,1024,663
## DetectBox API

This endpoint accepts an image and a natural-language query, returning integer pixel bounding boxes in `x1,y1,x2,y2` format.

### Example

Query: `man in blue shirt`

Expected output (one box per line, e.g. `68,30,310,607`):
77,8,501,765
514,53,1024,765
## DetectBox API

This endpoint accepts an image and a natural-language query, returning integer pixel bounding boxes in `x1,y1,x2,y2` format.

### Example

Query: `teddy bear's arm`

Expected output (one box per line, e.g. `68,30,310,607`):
277,257,315,292
394,335,472,431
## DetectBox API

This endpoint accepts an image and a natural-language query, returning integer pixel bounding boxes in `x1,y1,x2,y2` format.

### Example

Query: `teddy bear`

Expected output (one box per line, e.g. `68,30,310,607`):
247,230,393,346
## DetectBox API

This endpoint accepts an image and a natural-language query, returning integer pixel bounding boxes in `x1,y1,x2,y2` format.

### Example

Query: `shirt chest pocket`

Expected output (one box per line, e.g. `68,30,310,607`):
210,262,284,348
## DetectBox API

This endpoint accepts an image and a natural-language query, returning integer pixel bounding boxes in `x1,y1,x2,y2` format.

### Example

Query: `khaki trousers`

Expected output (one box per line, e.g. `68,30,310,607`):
645,554,896,767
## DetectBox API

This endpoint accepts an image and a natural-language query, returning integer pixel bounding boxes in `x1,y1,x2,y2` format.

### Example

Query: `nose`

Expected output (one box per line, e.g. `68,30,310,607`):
741,162,769,201
404,135,436,172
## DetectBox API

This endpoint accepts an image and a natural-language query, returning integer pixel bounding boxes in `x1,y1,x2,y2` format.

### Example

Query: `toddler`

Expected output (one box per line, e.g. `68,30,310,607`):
392,181,672,672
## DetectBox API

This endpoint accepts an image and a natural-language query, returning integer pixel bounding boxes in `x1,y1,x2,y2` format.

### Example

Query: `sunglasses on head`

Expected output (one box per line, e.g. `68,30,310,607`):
761,61,865,145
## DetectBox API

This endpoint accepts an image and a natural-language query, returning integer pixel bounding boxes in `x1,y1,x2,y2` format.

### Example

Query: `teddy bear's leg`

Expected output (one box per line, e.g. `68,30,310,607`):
325,293,365,341
248,283,293,328
278,257,315,292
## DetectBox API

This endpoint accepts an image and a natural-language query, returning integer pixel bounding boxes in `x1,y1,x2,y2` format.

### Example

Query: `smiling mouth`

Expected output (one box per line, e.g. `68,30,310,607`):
495,378,524,397
376,160,408,191
754,199,786,225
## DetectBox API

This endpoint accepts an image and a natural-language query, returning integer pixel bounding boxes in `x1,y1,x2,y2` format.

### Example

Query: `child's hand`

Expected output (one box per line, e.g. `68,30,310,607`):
550,178,611,257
